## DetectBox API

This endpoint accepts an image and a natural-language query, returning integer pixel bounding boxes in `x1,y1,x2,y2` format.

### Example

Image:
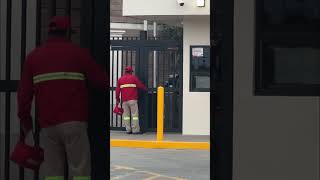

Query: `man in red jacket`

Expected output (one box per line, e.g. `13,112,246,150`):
17,16,107,180
116,66,147,134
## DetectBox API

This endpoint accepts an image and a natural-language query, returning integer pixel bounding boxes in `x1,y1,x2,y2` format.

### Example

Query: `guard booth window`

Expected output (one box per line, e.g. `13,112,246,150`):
190,46,210,92
255,0,320,96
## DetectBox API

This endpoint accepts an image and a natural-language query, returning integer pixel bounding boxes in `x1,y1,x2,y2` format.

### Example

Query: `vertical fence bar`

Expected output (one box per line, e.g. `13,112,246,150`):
162,52,166,86
120,50,124,127
36,0,41,46
66,0,71,15
49,0,56,17
168,52,172,130
130,50,133,67
115,50,119,127
5,1,13,179
34,1,42,179
65,0,71,40
125,51,128,68
111,50,114,127
148,53,155,127
157,51,160,86
20,0,27,178
163,52,167,129
64,151,68,180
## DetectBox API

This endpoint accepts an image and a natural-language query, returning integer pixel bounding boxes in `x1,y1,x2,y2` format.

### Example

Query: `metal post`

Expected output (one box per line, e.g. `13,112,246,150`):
34,1,42,179
140,31,147,40
5,1,12,179
20,0,27,179
66,0,71,40
157,86,164,141
36,0,41,46
144,20,148,31
153,22,157,88
49,0,56,17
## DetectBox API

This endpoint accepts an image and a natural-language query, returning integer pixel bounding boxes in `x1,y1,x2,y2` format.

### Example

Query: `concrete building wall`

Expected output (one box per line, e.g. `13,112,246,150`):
123,0,210,16
183,16,210,135
233,0,320,179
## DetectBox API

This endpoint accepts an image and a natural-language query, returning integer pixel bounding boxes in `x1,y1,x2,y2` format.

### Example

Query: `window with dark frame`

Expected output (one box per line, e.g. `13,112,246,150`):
255,0,320,96
190,46,210,92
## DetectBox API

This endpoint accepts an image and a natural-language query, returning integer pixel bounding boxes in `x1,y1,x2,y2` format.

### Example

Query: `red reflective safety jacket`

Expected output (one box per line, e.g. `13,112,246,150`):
17,37,108,129
116,73,147,102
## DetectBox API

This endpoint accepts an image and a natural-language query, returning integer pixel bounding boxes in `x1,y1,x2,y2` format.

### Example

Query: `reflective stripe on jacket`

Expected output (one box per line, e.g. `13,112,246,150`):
116,73,147,102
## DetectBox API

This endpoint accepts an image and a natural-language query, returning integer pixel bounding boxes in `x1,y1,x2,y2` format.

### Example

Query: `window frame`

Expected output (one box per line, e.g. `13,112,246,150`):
189,45,210,92
255,0,320,96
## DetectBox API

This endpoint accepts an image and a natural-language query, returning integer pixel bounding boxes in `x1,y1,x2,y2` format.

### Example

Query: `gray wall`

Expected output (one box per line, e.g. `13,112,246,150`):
233,0,320,180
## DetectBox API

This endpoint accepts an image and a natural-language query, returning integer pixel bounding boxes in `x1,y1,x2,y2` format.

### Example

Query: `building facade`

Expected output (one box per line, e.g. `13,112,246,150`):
122,0,211,135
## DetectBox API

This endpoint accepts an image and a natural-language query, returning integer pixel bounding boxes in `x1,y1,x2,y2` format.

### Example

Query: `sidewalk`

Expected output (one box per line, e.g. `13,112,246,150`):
110,131,210,150
111,131,210,142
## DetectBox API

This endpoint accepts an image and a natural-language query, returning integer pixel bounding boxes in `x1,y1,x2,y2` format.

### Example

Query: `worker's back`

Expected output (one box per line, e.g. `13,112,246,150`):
19,37,107,128
117,73,147,102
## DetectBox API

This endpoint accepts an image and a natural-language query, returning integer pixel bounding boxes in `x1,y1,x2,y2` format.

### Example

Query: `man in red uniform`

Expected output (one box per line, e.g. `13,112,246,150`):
17,16,108,180
116,66,147,134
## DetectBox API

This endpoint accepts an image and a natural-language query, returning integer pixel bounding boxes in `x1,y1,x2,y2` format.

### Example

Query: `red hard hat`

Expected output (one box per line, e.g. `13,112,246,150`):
113,106,124,115
10,141,44,170
125,66,133,72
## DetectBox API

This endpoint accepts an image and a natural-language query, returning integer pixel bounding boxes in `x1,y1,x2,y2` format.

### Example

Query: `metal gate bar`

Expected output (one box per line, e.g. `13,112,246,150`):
116,50,120,127
110,49,114,127
5,1,13,180
20,0,27,178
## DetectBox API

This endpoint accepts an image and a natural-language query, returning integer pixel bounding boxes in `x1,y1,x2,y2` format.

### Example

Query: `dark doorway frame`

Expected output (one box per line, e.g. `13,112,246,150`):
211,0,234,179
80,0,109,179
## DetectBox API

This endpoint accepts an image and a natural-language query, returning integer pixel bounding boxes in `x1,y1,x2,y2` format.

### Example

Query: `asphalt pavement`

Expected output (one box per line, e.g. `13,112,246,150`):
111,147,210,180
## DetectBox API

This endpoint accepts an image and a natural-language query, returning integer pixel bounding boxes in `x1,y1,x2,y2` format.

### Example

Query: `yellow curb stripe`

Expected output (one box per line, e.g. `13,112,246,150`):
110,139,210,150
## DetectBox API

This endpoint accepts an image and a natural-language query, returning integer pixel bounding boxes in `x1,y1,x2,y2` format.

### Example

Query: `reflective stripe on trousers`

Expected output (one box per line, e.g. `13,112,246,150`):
122,100,140,133
123,116,130,121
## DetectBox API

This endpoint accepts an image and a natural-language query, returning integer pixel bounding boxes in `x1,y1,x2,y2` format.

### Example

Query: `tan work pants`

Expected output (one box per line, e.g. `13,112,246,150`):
122,100,140,133
41,121,91,180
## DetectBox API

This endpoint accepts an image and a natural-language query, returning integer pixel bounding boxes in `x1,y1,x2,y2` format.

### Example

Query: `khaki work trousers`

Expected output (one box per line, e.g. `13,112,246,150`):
122,100,140,133
41,121,91,180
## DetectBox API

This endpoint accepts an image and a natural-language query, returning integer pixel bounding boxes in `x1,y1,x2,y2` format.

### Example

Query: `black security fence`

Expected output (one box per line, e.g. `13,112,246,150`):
109,46,138,130
0,0,82,179
109,34,183,132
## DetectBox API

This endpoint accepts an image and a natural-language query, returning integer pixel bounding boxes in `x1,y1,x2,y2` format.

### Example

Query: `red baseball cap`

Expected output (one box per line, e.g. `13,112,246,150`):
125,66,133,72
48,16,71,32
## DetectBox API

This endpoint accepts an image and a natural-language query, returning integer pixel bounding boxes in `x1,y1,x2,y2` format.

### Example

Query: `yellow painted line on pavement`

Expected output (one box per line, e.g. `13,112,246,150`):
110,139,210,150
111,165,187,180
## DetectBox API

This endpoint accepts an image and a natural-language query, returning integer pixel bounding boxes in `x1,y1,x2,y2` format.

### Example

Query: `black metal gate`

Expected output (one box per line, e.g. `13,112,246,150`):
1,0,109,179
110,33,183,132
0,0,42,179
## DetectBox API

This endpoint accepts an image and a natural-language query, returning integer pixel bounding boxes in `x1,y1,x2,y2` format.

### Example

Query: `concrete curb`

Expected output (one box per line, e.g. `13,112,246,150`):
110,139,210,150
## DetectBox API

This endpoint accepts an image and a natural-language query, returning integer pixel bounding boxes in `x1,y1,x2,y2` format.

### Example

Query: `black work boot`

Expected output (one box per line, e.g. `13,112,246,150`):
126,132,132,134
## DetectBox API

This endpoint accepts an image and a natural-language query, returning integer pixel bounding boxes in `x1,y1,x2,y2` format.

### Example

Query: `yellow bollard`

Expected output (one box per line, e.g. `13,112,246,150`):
157,86,164,141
